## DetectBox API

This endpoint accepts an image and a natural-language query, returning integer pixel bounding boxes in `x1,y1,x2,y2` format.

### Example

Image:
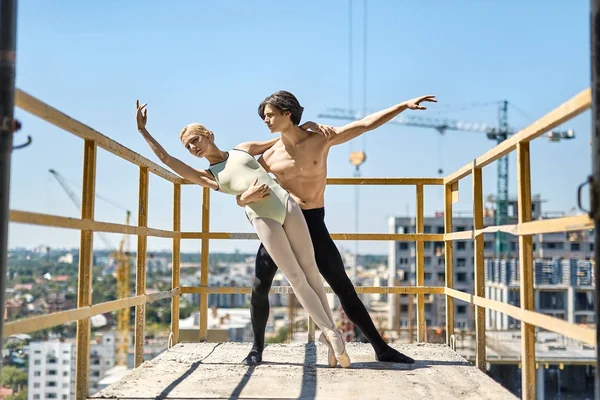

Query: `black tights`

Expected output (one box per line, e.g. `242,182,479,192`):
249,207,388,354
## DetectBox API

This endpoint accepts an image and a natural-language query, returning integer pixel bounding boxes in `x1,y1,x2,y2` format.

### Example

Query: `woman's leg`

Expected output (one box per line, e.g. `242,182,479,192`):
281,199,334,323
251,217,336,333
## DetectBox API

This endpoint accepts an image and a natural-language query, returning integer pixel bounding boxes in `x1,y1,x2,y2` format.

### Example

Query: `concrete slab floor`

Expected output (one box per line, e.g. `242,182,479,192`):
92,342,517,400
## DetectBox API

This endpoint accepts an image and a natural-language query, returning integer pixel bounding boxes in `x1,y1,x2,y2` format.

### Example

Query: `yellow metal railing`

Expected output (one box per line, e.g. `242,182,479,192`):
5,87,595,400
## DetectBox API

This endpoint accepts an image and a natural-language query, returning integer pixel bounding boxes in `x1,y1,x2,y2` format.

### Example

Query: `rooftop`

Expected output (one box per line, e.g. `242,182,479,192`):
91,342,516,400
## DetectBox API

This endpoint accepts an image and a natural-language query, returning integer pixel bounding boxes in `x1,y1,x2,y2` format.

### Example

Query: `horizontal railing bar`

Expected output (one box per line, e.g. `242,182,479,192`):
15,89,189,185
4,289,178,336
445,88,591,185
9,210,177,238
12,211,590,244
326,177,443,185
445,288,595,345
444,215,592,240
181,286,445,295
181,232,446,241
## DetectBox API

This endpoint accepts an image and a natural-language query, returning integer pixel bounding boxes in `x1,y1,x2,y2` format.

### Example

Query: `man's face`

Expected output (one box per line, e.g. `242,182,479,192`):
263,104,290,133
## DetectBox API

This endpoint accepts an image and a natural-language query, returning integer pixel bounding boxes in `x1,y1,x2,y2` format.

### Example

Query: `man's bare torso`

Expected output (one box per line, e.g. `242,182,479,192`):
258,134,329,210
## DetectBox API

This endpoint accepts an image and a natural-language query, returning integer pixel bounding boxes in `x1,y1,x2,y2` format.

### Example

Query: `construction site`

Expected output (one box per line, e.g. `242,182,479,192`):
1,1,599,400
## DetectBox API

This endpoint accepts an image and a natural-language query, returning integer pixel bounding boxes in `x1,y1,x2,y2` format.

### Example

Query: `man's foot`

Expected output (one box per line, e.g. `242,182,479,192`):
242,349,263,366
376,346,415,364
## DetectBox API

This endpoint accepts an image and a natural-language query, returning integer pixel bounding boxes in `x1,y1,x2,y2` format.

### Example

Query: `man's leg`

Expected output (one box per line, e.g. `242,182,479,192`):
303,208,415,364
242,243,278,366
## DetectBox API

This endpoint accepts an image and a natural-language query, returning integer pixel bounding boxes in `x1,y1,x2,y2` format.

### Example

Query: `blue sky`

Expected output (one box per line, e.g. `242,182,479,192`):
8,0,591,255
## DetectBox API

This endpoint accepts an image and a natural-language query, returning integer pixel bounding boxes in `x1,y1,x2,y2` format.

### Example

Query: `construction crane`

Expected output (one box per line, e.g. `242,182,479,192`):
318,103,575,258
49,169,132,364
49,169,115,250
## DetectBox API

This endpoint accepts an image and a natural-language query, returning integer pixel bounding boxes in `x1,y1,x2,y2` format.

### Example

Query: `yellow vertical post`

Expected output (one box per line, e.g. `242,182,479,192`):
517,142,536,398
134,167,149,367
416,184,425,342
307,317,315,343
75,139,96,400
472,166,486,371
200,187,210,341
444,183,454,346
171,183,181,345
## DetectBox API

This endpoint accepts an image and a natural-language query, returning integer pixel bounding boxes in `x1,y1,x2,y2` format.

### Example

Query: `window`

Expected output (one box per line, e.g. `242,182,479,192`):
63,371,69,377
63,383,69,388
62,360,69,365
457,305,467,314
484,241,493,250
34,359,41,365
456,241,466,251
424,225,432,233
34,371,41,377
47,370,57,376
424,272,432,282
423,242,432,250
543,242,564,250
47,381,57,387
401,305,408,312
437,227,445,234
34,350,41,354
456,226,465,232
46,393,57,399
456,258,466,268
571,243,581,251
438,258,444,266
34,383,40,388
437,272,445,282
33,395,40,400
424,257,432,266
62,350,69,354
456,273,467,282
425,303,432,312
399,243,409,250
398,257,409,265
63,395,69,399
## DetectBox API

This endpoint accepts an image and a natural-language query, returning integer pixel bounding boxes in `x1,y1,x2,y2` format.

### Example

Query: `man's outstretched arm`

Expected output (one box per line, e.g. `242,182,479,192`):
319,95,437,147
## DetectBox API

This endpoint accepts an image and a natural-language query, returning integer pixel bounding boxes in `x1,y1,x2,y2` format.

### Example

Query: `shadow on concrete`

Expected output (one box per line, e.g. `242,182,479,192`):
154,343,222,400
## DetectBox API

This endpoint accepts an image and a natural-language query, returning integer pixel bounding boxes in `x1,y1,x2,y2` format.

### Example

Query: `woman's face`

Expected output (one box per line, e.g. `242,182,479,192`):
181,131,211,158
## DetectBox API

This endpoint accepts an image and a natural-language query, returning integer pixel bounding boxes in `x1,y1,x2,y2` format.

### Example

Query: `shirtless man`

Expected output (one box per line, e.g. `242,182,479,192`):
238,90,437,366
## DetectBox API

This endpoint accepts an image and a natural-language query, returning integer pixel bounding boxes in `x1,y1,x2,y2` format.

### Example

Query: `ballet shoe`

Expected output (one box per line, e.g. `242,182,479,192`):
324,328,351,368
318,331,338,367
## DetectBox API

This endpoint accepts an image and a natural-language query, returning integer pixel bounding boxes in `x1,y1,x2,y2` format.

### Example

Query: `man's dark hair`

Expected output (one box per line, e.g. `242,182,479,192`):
258,91,304,125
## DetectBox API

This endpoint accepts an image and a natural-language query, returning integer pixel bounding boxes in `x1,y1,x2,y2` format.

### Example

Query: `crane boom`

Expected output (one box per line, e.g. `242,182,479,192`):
49,169,115,250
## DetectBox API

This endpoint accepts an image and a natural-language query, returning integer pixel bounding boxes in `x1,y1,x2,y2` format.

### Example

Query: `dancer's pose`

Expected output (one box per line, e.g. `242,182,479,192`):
239,91,437,367
134,100,351,368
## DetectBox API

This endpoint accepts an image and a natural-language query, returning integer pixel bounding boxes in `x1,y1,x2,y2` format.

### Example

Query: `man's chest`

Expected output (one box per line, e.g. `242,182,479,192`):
261,145,325,178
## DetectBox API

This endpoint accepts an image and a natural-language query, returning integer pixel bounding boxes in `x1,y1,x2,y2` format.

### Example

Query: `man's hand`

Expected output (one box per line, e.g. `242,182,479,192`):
402,95,437,110
136,100,148,131
238,179,270,206
299,121,336,139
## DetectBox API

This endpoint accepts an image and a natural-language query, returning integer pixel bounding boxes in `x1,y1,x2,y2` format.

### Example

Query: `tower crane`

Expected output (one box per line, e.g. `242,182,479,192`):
318,103,575,258
48,169,132,365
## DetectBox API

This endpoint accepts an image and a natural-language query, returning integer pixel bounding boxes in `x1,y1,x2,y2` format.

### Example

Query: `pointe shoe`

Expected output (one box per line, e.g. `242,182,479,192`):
324,329,351,368
318,331,338,367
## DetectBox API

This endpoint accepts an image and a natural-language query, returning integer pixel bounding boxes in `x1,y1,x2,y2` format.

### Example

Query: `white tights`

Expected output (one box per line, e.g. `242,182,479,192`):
251,198,335,334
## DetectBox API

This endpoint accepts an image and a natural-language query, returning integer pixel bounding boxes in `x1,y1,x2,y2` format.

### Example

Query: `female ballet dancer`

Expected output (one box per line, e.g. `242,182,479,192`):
134,100,350,368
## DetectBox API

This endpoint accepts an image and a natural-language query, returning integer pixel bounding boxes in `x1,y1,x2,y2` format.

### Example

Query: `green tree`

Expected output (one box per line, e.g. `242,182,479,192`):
1,366,27,391
6,387,27,400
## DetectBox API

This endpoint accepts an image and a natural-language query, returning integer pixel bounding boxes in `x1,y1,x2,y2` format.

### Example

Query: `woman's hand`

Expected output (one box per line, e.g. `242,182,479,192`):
136,100,148,131
239,179,270,205
299,121,336,139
